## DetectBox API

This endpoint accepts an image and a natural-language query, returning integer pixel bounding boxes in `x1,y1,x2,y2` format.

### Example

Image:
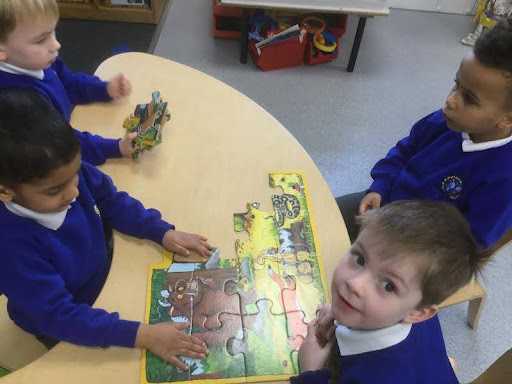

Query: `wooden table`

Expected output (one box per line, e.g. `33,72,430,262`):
219,0,389,72
0,52,350,383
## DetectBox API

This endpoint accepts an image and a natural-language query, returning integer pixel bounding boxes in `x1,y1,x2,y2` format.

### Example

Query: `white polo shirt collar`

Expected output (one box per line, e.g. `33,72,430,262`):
4,199,75,230
0,61,44,80
335,320,412,356
462,132,512,152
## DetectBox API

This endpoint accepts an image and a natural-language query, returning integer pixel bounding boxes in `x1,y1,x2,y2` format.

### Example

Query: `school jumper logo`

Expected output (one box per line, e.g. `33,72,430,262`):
442,176,463,200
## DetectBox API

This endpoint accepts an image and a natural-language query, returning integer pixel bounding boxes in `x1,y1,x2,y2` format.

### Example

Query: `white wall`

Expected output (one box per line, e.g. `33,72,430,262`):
390,0,477,14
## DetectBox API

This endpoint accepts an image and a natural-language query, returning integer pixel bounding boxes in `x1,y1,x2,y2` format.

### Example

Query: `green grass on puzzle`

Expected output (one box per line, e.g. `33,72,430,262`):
0,366,10,377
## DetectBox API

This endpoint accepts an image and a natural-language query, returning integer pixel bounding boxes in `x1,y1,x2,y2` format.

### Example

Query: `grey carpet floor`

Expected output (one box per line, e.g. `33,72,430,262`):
154,1,512,382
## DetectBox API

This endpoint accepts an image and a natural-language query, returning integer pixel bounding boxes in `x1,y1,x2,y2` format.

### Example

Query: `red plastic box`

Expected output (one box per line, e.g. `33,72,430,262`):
212,0,255,39
303,14,347,65
213,0,243,17
213,16,243,39
304,33,340,66
249,34,307,71
326,14,348,37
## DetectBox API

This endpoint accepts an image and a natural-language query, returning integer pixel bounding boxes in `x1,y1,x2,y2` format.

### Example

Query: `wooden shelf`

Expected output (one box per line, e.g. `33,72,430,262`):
58,0,167,24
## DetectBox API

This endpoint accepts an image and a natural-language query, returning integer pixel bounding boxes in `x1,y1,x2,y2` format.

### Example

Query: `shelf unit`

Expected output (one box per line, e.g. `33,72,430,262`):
57,0,167,24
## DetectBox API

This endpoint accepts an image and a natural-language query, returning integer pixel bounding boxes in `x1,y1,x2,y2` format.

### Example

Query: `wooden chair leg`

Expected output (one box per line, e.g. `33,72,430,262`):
467,291,487,329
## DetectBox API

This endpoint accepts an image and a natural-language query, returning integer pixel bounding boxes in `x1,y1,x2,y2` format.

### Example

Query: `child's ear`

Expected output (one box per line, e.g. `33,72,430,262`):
402,305,438,324
0,185,15,202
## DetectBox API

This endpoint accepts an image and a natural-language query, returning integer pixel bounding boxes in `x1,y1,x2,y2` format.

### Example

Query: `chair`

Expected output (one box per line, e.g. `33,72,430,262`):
0,295,47,372
439,227,512,329
469,348,512,384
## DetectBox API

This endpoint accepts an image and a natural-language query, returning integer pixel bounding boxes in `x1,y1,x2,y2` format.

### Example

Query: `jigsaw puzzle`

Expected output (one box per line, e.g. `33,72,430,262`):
123,91,170,158
142,172,328,384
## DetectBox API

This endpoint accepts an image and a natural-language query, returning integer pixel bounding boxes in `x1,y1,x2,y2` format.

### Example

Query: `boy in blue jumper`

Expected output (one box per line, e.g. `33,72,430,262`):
337,17,512,249
0,0,135,166
0,89,213,371
292,200,488,384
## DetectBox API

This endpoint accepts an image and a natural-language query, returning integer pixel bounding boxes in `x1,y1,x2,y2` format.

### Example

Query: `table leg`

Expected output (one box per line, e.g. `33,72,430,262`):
240,9,250,64
347,17,367,72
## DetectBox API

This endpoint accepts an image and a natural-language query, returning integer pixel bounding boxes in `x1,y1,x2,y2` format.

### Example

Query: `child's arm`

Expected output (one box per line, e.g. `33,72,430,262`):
291,320,333,384
74,129,121,166
75,130,137,165
0,241,207,366
82,162,212,256
359,191,382,214
368,111,445,205
162,230,211,257
53,57,132,103
135,322,208,371
106,74,132,99
52,57,112,105
461,179,512,249
0,239,139,347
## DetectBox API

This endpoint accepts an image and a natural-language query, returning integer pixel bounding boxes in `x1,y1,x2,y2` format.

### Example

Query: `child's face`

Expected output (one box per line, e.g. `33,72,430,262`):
7,154,81,213
331,226,433,330
443,53,512,142
0,15,61,70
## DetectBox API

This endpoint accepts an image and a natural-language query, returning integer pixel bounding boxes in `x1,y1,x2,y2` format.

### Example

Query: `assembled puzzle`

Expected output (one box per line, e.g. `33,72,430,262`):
123,91,170,158
142,172,328,383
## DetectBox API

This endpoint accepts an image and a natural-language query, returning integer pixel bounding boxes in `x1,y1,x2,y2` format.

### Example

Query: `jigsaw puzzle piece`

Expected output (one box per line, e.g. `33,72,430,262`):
225,259,288,316
268,173,309,228
163,265,242,331
290,350,300,374
123,91,170,159
260,271,308,351
278,247,327,322
163,270,195,321
191,313,246,380
284,310,308,351
234,299,299,377
174,247,220,264
264,270,310,352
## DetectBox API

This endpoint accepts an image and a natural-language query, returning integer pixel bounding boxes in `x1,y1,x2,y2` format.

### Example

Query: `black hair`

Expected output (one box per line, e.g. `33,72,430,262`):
474,16,512,107
0,89,80,187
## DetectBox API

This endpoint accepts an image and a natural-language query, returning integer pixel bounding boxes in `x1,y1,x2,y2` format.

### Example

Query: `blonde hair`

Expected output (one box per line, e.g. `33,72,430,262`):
0,0,59,41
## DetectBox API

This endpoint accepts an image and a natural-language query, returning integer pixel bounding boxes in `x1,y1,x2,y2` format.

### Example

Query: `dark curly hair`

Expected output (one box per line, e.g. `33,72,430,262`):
474,16,512,108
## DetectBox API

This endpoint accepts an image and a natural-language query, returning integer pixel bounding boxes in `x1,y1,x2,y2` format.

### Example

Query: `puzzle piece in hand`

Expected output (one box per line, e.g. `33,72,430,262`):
122,90,170,159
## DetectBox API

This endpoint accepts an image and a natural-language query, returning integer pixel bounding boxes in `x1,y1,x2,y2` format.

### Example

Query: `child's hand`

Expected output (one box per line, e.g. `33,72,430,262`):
315,304,336,347
119,132,137,158
162,229,213,257
135,322,208,370
107,73,132,99
298,319,333,373
359,191,382,214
